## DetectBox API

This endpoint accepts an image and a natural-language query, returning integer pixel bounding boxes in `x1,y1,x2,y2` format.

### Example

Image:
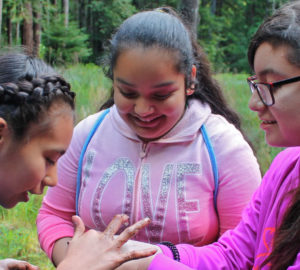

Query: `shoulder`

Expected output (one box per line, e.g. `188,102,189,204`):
204,113,253,155
74,109,110,139
261,147,300,196
266,147,300,179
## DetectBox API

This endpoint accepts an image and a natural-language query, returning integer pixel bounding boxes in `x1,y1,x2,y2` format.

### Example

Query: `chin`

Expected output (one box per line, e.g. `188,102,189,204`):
0,200,18,209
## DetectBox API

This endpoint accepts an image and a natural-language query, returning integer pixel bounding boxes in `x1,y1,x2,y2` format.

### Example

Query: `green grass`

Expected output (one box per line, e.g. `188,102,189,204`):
0,68,282,269
60,63,112,122
216,73,283,174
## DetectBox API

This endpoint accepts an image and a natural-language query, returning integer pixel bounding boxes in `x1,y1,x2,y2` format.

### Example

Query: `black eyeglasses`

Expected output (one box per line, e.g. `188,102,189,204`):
247,75,300,106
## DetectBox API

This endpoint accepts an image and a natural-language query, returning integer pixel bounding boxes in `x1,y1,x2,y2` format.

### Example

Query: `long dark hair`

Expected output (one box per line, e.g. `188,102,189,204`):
0,53,75,140
248,2,300,269
101,7,242,131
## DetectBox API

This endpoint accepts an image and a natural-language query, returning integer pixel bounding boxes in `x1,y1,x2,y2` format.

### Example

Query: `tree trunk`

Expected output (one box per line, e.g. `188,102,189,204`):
16,22,20,44
0,0,2,44
179,0,199,39
216,0,223,16
33,3,42,57
211,0,216,14
78,0,86,28
7,16,12,46
63,0,69,27
23,2,34,55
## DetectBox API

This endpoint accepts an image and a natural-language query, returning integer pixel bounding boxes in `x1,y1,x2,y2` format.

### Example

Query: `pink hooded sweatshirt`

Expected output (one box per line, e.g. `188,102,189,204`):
37,100,261,259
149,147,300,270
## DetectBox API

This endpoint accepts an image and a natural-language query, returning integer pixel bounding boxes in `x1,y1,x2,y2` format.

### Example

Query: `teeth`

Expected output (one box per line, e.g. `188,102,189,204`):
263,120,276,124
137,117,158,122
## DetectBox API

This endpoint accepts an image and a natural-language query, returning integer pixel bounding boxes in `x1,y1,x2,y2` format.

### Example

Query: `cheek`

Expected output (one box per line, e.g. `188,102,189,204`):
114,92,133,114
162,95,186,116
22,161,45,189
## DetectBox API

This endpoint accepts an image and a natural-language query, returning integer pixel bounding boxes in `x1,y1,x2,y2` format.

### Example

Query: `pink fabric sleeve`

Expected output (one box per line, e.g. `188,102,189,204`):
37,114,99,259
149,186,262,269
149,253,193,270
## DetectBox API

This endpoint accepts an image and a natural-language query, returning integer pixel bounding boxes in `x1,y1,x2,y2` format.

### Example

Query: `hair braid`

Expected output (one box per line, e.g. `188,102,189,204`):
0,74,75,140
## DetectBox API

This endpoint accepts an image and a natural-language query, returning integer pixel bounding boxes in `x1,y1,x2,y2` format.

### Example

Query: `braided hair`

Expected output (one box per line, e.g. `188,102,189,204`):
0,74,75,140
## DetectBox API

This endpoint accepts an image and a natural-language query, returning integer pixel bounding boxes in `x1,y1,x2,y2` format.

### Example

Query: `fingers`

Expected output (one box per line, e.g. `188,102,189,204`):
103,214,129,237
115,217,151,248
72,215,85,240
27,263,40,270
119,248,157,266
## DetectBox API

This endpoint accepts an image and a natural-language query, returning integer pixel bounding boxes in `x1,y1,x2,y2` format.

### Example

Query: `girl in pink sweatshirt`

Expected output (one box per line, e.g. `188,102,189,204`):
37,7,261,267
120,2,300,269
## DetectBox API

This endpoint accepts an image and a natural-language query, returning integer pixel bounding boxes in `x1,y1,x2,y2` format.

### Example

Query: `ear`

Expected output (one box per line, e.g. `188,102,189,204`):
191,65,197,80
0,118,8,144
186,65,197,96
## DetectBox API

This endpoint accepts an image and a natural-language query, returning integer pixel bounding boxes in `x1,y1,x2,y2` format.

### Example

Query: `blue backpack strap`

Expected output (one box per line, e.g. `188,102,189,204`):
75,108,110,215
200,124,219,217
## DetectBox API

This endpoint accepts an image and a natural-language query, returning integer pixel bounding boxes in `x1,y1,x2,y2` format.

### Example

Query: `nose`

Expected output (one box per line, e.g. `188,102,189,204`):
134,97,154,116
30,164,58,195
44,163,58,187
248,90,266,112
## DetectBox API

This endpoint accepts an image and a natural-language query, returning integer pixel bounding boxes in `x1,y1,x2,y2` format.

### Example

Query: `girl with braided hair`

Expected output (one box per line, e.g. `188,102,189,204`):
0,53,156,270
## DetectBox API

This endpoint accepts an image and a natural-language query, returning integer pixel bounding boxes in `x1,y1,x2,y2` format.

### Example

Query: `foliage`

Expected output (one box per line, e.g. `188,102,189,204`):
60,63,112,121
197,0,290,73
42,16,91,65
216,73,283,172
0,0,291,70
88,0,137,60
0,194,55,269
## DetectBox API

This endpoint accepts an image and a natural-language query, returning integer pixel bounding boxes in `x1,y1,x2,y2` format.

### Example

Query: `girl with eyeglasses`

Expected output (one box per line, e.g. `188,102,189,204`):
120,1,300,269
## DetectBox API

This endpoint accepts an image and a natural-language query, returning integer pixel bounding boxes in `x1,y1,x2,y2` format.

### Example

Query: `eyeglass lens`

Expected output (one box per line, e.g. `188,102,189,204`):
248,81,273,106
255,83,273,105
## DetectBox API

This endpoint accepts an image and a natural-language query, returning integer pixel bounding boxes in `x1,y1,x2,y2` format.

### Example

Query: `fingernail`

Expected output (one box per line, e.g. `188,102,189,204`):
122,214,129,226
143,217,150,223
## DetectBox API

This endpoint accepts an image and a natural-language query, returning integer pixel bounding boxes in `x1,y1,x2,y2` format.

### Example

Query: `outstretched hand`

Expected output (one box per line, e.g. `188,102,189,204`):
57,214,158,270
0,258,39,270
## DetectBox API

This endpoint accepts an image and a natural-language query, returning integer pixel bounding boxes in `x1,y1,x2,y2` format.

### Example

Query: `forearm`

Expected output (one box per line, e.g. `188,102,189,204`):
52,237,72,267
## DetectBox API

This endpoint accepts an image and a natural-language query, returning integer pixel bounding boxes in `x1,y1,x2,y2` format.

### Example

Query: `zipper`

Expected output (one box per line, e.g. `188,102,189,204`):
132,142,148,226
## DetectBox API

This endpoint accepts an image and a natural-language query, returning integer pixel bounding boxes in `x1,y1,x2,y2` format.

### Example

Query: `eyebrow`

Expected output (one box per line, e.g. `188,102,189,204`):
116,78,175,89
257,68,285,78
116,78,136,87
51,149,66,156
153,81,175,88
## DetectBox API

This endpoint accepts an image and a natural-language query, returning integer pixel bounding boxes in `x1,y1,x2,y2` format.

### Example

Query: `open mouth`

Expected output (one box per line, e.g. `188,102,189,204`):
130,114,163,128
262,120,277,124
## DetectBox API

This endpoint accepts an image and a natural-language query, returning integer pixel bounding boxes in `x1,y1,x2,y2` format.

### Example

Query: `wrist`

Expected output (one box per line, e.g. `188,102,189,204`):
158,241,180,262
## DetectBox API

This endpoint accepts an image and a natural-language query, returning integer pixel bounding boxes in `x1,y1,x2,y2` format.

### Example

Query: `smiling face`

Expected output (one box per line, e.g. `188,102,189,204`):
249,42,300,147
113,47,193,141
0,103,73,208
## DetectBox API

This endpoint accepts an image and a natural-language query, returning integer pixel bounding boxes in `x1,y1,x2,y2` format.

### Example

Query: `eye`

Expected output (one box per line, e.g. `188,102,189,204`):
46,157,55,166
118,87,138,99
152,93,172,100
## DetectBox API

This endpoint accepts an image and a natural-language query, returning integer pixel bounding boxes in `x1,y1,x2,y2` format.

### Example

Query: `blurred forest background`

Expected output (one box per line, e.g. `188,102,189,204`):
0,0,290,72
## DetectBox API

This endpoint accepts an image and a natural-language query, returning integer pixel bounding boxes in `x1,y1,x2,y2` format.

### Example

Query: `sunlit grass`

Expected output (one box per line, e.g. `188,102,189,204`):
216,73,283,174
0,69,282,269
60,63,112,122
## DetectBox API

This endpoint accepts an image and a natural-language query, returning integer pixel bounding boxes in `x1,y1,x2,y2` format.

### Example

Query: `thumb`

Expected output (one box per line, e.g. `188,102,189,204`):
72,215,85,240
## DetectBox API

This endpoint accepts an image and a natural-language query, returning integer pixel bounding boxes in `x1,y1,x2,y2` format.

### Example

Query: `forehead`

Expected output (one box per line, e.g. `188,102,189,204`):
114,47,181,81
254,42,296,77
24,103,74,141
